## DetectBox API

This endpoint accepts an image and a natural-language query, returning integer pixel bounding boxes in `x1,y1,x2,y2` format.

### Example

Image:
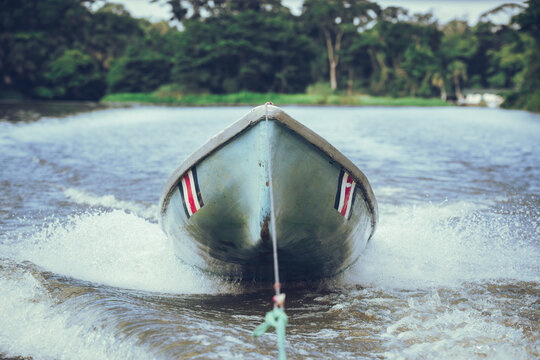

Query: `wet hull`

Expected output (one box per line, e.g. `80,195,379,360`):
159,105,377,282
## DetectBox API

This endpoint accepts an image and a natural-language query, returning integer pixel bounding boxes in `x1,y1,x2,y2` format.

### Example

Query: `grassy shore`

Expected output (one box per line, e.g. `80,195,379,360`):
101,91,449,107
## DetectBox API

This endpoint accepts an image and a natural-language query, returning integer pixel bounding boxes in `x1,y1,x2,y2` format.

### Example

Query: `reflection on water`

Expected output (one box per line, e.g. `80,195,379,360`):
0,100,125,122
0,103,538,359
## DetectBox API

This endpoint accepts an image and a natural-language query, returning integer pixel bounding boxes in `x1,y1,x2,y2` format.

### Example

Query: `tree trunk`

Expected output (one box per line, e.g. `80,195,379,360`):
323,28,343,91
440,86,447,101
453,74,462,99
330,61,337,90
376,52,388,87
367,48,378,90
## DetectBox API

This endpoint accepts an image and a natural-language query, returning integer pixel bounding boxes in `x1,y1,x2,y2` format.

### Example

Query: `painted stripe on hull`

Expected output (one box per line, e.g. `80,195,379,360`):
178,167,203,218
335,169,356,219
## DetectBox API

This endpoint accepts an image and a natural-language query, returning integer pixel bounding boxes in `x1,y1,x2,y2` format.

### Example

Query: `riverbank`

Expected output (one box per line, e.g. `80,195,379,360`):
101,91,450,107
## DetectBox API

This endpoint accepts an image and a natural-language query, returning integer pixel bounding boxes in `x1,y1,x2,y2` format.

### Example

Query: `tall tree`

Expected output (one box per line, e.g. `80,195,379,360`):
431,72,447,100
505,0,540,111
86,3,144,70
172,9,315,93
361,7,441,97
0,0,104,98
302,0,380,91
339,26,373,95
439,20,478,99
106,20,183,93
0,0,145,99
155,0,285,22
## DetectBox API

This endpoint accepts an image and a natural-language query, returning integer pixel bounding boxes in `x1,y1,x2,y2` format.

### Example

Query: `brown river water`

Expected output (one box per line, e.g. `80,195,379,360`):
0,103,538,359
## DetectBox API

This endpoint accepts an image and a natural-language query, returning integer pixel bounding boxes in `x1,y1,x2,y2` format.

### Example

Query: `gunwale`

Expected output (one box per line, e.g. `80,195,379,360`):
159,105,378,236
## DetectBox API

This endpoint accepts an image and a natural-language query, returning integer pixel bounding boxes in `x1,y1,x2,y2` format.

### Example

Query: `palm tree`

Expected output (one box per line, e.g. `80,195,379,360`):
431,72,447,101
447,60,467,100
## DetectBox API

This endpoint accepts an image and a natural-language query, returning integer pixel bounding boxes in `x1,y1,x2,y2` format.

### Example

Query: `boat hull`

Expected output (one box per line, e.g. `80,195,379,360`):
159,106,377,282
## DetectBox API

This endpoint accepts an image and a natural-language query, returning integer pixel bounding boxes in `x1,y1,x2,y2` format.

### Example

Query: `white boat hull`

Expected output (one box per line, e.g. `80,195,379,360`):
159,105,377,282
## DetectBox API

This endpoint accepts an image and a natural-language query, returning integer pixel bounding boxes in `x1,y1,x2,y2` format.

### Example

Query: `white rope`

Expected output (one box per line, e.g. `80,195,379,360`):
264,102,281,296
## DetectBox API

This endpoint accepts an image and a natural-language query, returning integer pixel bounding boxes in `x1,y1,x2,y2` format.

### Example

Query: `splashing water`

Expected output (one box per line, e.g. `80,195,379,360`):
1,105,538,359
2,210,235,294
347,200,539,289
63,187,159,221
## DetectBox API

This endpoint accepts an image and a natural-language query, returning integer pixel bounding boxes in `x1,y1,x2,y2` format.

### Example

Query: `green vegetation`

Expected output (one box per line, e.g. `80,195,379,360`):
102,90,448,107
1,0,539,111
500,0,540,112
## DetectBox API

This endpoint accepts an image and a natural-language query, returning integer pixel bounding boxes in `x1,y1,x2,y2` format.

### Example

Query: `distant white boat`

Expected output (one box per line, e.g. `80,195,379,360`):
159,105,378,282
460,92,504,108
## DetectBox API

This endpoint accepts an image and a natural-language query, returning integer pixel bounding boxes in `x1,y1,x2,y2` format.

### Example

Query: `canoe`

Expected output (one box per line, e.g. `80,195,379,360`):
159,105,377,283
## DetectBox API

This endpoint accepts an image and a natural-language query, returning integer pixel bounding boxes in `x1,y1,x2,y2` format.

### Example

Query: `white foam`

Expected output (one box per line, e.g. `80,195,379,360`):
64,187,158,220
2,211,235,294
345,201,540,289
382,290,534,360
0,261,153,360
374,186,406,197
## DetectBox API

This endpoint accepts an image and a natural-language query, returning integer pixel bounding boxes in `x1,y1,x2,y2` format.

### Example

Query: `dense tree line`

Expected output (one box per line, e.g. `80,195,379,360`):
0,0,538,110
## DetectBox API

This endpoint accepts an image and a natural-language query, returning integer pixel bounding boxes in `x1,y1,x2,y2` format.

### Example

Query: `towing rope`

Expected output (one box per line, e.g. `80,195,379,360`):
264,102,281,295
253,307,288,360
253,102,288,360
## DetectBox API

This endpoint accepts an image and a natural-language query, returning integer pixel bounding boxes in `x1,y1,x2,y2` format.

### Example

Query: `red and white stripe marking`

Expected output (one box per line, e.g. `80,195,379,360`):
180,168,203,217
336,170,356,219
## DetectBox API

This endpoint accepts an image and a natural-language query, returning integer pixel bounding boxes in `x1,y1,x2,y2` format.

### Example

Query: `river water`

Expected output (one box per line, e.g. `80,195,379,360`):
0,103,538,359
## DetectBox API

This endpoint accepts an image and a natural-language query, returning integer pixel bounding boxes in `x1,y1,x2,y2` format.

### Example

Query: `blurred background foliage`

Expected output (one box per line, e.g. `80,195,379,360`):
0,0,538,111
